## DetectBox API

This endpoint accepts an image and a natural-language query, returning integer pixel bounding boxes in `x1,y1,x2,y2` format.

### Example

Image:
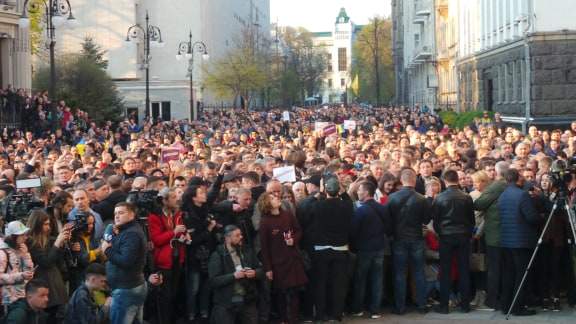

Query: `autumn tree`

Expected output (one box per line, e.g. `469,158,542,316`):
352,17,394,105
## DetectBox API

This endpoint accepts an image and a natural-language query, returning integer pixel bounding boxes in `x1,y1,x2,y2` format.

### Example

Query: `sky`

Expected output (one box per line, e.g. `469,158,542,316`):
270,0,391,32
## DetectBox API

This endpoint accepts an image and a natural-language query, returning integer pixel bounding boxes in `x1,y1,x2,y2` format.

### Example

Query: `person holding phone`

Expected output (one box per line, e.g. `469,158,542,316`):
0,221,35,308
208,225,263,324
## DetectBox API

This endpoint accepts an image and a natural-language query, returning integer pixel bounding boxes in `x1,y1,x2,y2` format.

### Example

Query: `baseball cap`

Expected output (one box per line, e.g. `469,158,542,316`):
324,177,340,196
5,221,30,237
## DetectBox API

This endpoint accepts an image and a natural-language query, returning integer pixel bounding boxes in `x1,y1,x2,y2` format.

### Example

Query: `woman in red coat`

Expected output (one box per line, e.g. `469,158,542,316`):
257,192,308,324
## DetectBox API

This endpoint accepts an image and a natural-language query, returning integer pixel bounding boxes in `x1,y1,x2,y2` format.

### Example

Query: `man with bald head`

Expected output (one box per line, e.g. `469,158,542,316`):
68,189,104,240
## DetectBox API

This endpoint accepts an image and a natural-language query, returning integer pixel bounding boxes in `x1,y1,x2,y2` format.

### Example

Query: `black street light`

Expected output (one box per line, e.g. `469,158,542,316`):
176,31,208,121
125,11,163,120
19,0,77,105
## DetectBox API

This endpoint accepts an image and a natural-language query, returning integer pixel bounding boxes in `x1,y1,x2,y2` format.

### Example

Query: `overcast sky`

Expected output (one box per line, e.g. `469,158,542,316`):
270,0,391,31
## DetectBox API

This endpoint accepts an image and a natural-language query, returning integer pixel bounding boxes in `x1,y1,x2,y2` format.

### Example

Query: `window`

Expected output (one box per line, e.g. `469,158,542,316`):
151,101,171,121
338,48,347,71
341,78,346,87
328,53,333,72
414,33,420,48
328,79,333,88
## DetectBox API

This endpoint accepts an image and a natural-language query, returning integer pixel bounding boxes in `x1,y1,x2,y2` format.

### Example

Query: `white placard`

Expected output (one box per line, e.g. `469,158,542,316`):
282,111,290,121
344,120,357,131
273,165,296,183
315,122,329,132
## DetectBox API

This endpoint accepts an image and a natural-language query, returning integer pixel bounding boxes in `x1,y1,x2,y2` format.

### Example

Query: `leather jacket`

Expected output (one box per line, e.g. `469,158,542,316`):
387,187,431,241
432,185,475,237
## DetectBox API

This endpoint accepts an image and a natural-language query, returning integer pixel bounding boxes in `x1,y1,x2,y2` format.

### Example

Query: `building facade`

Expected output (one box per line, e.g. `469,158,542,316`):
394,0,576,127
311,8,362,104
393,0,438,110
455,0,576,128
0,0,31,91
56,0,270,122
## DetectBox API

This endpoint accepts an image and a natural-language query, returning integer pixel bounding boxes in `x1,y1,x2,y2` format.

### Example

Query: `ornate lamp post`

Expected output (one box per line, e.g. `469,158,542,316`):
176,31,208,121
125,11,163,119
19,0,77,104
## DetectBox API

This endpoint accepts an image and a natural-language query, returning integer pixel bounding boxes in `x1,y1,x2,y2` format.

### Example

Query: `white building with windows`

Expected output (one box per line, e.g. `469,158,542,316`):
0,0,30,91
56,0,270,122
311,8,362,104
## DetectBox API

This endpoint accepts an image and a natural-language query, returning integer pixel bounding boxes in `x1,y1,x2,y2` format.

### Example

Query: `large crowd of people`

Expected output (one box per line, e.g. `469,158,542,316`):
0,90,575,324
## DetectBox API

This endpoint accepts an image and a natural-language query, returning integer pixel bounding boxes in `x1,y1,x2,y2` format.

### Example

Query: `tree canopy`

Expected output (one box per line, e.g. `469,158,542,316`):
352,17,395,105
33,38,124,123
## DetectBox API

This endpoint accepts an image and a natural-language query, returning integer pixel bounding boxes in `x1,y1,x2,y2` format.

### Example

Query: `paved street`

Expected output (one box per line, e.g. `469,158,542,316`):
345,308,576,323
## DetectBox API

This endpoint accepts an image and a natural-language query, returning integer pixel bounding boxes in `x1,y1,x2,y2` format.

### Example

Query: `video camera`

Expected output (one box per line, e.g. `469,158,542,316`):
70,211,90,238
5,178,44,223
550,157,576,195
126,190,163,221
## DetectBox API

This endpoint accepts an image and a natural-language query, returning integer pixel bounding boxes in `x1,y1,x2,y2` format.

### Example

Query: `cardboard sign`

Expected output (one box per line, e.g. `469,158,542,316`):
323,124,337,136
161,148,180,163
344,120,357,131
315,122,329,132
273,165,296,183
282,111,290,122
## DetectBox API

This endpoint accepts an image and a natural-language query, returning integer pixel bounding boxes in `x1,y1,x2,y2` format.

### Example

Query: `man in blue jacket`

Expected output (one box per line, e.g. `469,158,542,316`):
100,202,147,324
497,168,540,316
351,181,391,319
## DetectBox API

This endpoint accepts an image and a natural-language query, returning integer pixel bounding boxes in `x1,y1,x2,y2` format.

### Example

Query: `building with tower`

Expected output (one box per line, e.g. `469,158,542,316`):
311,8,363,104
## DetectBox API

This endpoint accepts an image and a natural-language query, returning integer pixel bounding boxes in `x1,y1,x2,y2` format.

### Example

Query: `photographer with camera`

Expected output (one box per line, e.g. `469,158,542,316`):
67,211,105,293
208,225,263,324
27,209,73,324
181,161,227,322
67,189,104,242
148,187,188,323
46,191,73,237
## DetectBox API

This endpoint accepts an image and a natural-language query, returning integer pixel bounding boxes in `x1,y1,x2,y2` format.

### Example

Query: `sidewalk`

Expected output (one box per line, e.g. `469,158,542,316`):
347,308,576,323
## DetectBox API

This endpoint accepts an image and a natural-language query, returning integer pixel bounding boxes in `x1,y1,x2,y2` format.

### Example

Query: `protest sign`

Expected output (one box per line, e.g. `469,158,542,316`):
161,148,180,163
344,120,357,131
282,111,290,122
273,165,297,183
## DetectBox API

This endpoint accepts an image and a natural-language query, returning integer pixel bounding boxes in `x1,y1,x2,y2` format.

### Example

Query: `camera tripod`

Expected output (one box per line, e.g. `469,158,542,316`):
505,192,576,319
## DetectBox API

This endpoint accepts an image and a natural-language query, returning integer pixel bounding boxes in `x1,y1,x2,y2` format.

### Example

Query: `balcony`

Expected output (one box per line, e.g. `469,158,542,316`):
0,0,16,10
414,45,433,61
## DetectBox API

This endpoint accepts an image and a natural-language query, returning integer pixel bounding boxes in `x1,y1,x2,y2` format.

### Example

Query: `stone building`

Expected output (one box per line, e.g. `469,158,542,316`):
0,0,31,91
453,0,576,129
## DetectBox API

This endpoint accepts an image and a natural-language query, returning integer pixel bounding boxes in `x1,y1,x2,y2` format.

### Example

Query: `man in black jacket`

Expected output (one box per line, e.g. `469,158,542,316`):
387,168,431,314
308,176,353,322
208,225,263,324
100,202,147,324
92,175,127,223
431,169,475,313
64,263,111,324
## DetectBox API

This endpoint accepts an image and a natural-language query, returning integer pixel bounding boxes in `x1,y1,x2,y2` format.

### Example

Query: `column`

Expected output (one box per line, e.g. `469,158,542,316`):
511,61,517,102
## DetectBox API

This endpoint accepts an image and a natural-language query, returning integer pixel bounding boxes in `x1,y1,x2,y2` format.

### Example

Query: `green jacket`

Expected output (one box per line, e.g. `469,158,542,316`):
4,298,47,324
474,180,507,247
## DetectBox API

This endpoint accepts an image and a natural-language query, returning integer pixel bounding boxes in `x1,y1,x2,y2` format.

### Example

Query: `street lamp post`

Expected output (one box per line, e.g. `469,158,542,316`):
19,0,77,105
125,11,163,120
176,31,208,121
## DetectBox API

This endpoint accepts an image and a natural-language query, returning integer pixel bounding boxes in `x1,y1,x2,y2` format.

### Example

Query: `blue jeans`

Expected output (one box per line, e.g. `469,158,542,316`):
110,283,148,324
393,240,427,312
186,270,210,318
352,250,385,314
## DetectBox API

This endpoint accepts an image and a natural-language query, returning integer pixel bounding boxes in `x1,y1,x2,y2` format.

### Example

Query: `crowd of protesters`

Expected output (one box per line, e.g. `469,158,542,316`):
0,89,575,323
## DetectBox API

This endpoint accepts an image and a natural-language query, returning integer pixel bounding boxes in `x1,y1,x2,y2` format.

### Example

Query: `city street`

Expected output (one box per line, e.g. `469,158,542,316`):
347,309,576,323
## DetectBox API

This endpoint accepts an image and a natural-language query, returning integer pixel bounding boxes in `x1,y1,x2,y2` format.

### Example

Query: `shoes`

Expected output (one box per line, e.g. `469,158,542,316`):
542,298,550,311
418,305,430,314
392,309,406,315
460,305,471,313
370,313,382,319
552,298,561,312
351,311,364,317
433,305,449,314
513,306,537,316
